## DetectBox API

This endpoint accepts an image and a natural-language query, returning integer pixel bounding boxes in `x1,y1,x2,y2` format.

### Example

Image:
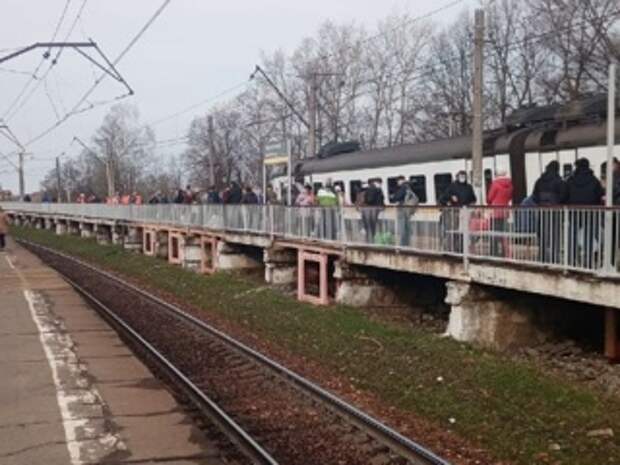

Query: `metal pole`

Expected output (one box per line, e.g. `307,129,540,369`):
287,139,293,206
603,63,617,272
207,115,216,186
472,9,485,203
308,75,317,158
56,156,63,202
18,151,24,201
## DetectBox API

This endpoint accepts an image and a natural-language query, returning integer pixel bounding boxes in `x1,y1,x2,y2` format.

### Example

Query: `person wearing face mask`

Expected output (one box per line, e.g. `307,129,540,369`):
439,171,477,253
439,171,477,207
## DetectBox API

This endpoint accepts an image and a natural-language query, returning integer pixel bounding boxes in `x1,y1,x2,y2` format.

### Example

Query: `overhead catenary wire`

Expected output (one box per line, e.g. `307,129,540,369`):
23,0,173,148
3,0,91,123
2,0,73,120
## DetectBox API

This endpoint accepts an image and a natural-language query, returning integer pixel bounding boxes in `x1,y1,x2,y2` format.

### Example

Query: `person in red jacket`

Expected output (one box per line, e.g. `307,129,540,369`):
487,169,513,257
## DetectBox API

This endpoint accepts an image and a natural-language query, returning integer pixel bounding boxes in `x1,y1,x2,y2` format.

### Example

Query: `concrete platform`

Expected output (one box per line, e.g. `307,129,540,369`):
0,239,225,465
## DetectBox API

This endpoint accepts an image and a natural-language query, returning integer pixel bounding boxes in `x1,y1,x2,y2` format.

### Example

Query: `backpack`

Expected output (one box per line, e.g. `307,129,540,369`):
403,187,419,207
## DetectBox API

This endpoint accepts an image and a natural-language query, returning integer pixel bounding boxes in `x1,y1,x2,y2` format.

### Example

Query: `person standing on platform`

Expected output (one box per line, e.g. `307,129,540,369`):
0,206,8,251
532,161,567,263
391,176,418,247
487,169,513,257
439,171,476,253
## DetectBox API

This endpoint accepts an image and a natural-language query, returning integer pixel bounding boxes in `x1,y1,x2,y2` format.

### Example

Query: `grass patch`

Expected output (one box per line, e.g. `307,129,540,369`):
12,226,620,465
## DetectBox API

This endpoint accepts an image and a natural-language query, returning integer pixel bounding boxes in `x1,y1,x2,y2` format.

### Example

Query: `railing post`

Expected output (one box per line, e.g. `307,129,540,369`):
563,206,570,271
269,205,275,238
394,207,400,249
462,207,470,270
340,206,347,244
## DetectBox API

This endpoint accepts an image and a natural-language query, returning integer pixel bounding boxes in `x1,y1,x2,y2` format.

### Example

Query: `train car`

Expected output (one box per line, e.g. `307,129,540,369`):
277,95,619,205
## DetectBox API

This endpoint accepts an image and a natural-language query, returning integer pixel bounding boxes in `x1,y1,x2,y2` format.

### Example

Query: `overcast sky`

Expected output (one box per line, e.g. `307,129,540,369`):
0,0,476,194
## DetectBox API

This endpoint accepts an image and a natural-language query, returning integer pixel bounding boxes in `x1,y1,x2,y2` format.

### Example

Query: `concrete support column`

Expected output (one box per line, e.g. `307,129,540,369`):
44,218,54,230
182,236,202,272
297,250,330,306
68,222,80,235
35,218,45,230
168,233,184,265
112,225,125,246
445,281,545,351
605,309,619,362
55,222,67,236
200,236,218,274
155,231,169,259
124,227,143,253
264,247,296,285
95,224,112,245
216,241,261,271
80,222,94,238
334,261,402,307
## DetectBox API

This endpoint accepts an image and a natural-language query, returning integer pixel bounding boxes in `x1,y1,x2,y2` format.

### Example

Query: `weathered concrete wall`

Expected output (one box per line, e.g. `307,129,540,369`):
345,247,620,310
183,236,202,272
217,241,261,270
445,281,546,350
155,231,169,259
96,225,112,245
124,227,142,253
264,247,296,285
80,222,94,239
55,222,67,236
333,261,403,307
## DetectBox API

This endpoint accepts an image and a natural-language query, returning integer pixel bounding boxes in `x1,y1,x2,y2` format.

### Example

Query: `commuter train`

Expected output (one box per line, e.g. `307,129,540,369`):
274,95,619,205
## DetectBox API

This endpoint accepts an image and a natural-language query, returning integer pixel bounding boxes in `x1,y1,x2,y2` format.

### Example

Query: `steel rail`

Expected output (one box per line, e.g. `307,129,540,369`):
21,239,452,465
24,241,279,465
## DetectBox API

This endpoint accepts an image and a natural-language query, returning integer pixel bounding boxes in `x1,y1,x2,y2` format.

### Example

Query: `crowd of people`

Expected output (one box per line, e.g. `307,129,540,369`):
29,156,620,266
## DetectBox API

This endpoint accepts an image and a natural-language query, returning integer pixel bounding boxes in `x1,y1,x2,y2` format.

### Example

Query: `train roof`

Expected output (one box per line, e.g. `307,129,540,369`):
296,95,619,176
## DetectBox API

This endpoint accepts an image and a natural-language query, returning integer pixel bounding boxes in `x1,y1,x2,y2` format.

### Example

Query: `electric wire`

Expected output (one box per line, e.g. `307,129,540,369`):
23,0,174,148
2,0,73,120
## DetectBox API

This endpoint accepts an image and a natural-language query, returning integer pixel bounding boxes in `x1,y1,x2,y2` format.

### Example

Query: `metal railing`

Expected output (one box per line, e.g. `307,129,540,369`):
3,202,620,278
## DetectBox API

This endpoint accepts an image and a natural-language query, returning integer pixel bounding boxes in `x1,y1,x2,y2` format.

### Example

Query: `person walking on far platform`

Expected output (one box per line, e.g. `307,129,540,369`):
0,206,8,251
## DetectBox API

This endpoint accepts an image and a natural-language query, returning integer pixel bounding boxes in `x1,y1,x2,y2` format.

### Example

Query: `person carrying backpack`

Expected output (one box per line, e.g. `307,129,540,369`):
391,176,419,246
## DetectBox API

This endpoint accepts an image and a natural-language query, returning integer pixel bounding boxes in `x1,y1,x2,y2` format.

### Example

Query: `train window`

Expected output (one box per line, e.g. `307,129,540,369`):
313,182,323,195
409,175,427,203
349,180,362,203
387,177,400,198
563,163,573,179
334,181,345,193
434,173,452,201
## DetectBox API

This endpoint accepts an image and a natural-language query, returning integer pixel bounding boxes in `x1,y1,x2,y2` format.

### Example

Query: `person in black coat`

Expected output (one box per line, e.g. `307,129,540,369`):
566,158,604,268
206,186,222,204
439,171,477,207
225,182,243,204
241,186,259,204
532,161,568,206
359,179,385,243
438,171,476,253
532,161,568,263
566,158,604,206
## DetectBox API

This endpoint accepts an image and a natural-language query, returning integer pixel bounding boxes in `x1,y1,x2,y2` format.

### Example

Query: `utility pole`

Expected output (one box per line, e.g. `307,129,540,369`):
207,115,216,186
472,9,485,203
308,74,318,158
18,152,24,201
604,63,617,273
73,136,114,198
56,155,63,202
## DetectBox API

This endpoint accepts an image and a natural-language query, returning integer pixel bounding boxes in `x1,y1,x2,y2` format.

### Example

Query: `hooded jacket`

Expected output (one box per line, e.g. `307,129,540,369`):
487,177,513,219
533,170,568,206
566,167,604,206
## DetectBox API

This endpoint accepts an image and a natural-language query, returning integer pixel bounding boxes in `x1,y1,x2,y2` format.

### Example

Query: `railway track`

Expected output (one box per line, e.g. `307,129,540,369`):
20,239,452,465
